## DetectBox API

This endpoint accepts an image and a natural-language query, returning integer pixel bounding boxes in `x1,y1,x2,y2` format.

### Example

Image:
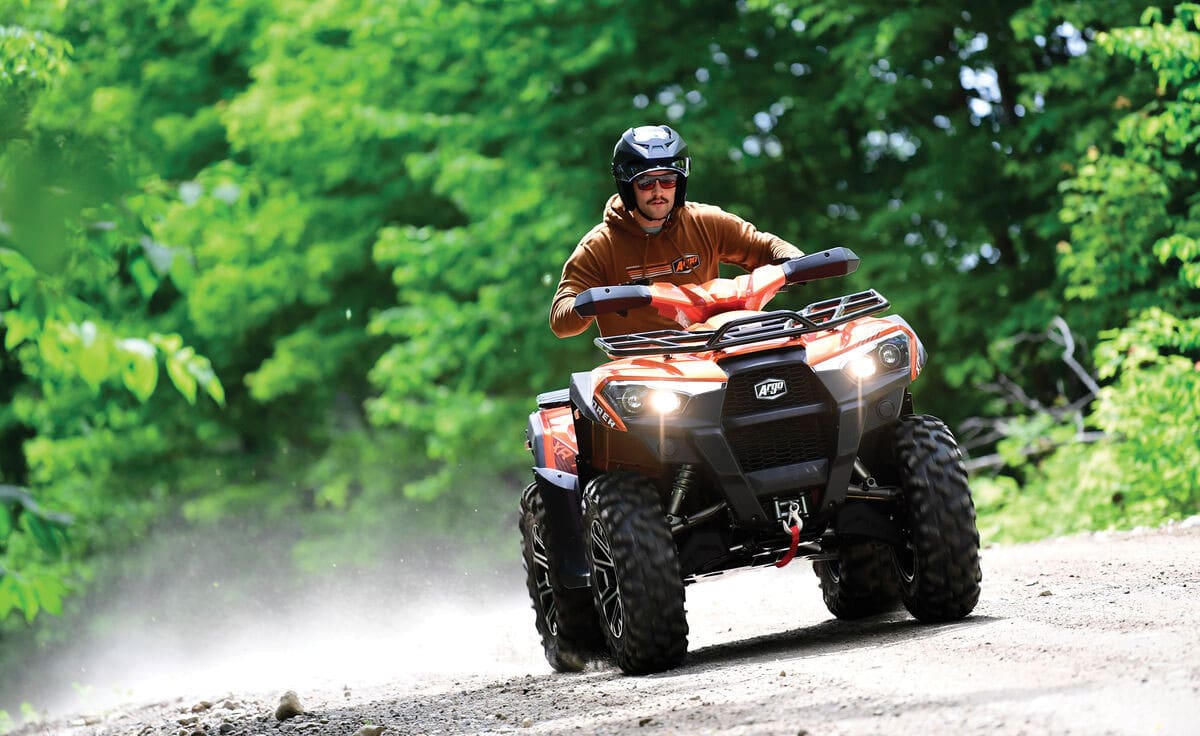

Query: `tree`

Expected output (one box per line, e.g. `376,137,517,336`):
2,15,223,624
975,5,1200,539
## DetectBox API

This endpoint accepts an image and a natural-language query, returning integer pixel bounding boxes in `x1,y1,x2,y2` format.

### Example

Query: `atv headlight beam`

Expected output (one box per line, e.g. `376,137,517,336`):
648,389,682,414
816,334,911,382
846,355,878,379
602,380,722,419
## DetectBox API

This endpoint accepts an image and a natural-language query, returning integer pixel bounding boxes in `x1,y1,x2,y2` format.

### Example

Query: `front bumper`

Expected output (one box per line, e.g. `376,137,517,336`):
619,347,910,527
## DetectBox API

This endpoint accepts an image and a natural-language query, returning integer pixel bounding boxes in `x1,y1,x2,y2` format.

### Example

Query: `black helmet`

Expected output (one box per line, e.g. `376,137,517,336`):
611,124,691,213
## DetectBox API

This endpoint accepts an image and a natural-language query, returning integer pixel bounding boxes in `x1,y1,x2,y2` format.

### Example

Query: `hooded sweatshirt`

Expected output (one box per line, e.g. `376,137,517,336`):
550,194,803,337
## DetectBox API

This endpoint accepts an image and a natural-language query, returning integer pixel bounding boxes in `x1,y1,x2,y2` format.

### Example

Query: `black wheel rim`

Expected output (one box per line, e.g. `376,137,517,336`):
530,522,559,636
826,559,843,584
892,541,917,584
588,519,624,640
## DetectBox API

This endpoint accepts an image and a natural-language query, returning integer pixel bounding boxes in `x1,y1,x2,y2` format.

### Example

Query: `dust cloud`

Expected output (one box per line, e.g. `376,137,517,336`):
1,520,545,719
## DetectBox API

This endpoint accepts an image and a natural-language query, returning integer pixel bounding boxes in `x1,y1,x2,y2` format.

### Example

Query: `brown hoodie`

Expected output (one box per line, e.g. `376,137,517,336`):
550,194,803,337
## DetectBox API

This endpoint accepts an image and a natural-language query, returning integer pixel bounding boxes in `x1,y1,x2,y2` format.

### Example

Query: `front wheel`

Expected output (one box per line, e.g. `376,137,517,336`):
891,415,982,621
520,485,605,672
584,472,688,674
814,540,901,620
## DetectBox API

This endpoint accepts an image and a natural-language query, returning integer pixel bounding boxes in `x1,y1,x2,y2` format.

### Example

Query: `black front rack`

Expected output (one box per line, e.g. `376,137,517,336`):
594,289,890,357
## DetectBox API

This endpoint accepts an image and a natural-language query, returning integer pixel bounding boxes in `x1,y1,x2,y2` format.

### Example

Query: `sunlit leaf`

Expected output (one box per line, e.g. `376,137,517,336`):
1,310,37,349
166,350,198,405
76,326,113,390
119,338,160,402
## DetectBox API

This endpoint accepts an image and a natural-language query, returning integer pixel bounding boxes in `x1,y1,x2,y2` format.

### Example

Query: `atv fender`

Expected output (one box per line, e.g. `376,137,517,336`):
533,467,591,590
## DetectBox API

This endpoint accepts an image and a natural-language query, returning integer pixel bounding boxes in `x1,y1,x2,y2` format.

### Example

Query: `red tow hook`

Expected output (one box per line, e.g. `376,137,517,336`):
775,504,803,568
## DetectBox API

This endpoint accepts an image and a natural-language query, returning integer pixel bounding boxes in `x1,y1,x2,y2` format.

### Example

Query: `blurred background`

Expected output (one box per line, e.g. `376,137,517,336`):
2,0,1198,725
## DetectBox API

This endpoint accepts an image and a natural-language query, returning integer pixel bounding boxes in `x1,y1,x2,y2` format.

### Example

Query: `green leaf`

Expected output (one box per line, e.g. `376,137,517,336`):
151,332,184,355
1,309,37,349
119,339,160,402
77,325,113,390
13,574,37,623
23,515,62,557
204,373,226,407
129,258,160,300
32,574,67,617
166,348,198,404
0,248,37,284
186,354,225,407
0,575,15,622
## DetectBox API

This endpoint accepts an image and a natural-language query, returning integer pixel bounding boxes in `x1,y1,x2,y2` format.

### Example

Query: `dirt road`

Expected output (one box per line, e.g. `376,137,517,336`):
19,522,1200,736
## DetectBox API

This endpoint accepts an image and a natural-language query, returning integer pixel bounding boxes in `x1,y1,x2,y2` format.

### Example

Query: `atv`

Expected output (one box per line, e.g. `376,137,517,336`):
519,247,981,675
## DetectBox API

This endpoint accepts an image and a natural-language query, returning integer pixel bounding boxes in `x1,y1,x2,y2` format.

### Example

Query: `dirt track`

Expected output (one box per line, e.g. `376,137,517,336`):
18,522,1200,736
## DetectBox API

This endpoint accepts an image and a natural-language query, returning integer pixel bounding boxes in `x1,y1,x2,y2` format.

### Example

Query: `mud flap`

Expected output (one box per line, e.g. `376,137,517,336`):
533,467,591,589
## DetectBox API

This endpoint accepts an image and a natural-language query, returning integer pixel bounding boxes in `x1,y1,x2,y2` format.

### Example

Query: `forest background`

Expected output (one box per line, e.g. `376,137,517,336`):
1,0,1198,719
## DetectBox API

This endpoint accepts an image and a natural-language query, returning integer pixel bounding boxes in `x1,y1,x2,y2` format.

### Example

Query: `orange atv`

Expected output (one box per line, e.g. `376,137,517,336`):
519,247,981,675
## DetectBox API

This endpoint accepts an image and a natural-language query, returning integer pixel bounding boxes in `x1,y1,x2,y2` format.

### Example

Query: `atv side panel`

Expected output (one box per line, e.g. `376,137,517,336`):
532,467,590,590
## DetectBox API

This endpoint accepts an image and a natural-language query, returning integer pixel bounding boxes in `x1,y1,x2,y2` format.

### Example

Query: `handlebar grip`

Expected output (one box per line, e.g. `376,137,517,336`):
781,247,860,284
574,285,653,317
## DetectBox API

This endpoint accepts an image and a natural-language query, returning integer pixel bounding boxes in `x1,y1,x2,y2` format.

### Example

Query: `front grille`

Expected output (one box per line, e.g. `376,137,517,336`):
726,418,830,472
721,359,832,473
721,362,823,416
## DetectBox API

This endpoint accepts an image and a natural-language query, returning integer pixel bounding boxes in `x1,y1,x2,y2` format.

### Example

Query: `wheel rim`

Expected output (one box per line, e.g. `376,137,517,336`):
892,540,917,585
530,523,559,636
825,559,843,584
588,519,624,640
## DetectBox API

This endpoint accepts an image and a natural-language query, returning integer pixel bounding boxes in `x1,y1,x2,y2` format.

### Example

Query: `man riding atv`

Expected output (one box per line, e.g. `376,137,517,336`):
550,124,804,338
524,125,982,676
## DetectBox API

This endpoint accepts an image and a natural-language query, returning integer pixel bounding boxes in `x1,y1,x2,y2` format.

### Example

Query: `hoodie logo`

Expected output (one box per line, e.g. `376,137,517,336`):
626,253,701,280
671,254,700,274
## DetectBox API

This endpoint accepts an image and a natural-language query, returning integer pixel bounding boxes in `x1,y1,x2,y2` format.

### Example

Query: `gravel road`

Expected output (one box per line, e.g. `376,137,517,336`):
16,522,1200,736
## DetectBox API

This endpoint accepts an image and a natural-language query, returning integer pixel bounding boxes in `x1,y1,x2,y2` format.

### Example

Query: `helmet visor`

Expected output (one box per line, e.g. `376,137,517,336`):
613,156,690,182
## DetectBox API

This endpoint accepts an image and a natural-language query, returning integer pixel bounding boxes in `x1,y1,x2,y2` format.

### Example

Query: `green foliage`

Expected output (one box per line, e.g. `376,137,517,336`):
0,249,223,406
977,4,1200,539
978,310,1200,541
1090,310,1200,513
0,485,71,623
1,5,226,625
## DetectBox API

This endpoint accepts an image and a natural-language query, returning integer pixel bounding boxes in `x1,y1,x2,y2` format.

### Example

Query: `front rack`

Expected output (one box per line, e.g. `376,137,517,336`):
594,289,890,357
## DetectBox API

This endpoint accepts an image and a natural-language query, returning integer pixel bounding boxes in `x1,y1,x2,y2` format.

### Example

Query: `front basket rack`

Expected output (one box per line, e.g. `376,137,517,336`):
594,289,890,357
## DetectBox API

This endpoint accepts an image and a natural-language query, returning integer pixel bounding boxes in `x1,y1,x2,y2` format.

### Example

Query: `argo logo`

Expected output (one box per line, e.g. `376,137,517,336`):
753,378,788,400
671,254,700,274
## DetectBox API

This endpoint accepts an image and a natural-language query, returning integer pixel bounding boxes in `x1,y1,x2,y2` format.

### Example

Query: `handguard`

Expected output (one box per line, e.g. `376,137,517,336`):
574,285,653,316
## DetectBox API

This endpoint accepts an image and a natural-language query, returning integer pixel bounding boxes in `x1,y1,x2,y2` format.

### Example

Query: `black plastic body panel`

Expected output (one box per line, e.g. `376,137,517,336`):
527,412,547,468
569,372,599,424
533,467,590,589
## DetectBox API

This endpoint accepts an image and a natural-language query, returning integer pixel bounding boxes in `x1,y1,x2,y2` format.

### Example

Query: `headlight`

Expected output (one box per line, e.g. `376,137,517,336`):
846,355,878,379
815,334,910,381
877,341,905,368
845,335,909,381
601,381,722,418
647,390,682,414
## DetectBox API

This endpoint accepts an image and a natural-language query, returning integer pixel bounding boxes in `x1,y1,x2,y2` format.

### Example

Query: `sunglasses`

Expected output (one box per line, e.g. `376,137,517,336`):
634,173,679,191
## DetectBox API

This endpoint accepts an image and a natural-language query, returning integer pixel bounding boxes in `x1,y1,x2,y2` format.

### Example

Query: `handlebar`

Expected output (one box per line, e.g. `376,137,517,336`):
573,247,860,325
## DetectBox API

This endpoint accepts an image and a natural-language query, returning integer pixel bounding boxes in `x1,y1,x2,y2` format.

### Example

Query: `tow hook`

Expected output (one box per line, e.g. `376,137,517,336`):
775,502,803,568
